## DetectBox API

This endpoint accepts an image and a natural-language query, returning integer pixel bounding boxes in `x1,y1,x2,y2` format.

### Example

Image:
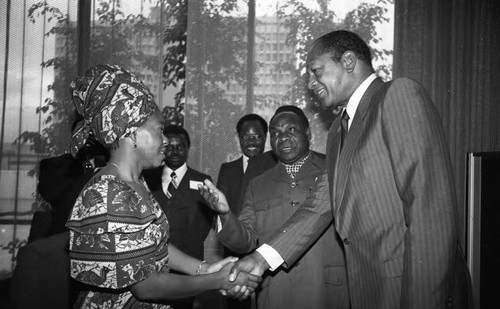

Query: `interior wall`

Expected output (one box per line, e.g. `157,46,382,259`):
394,0,500,248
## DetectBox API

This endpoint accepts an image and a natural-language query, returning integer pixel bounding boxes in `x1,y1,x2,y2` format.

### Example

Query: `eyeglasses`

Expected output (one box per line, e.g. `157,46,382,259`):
240,134,265,142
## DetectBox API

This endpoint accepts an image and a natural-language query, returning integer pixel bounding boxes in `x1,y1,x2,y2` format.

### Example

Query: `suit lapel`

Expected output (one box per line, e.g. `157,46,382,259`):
176,167,192,193
294,152,323,179
333,78,384,219
326,118,342,209
236,156,244,175
269,162,288,182
144,166,169,209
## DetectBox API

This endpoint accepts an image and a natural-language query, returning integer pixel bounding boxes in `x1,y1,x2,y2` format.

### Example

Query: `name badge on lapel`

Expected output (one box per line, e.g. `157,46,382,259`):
189,180,203,190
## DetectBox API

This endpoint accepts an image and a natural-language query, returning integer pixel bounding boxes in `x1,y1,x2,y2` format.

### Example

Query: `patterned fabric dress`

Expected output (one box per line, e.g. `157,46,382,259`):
67,174,171,309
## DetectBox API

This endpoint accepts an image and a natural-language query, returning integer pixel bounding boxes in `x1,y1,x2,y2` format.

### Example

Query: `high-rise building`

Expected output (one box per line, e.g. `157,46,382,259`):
224,15,296,108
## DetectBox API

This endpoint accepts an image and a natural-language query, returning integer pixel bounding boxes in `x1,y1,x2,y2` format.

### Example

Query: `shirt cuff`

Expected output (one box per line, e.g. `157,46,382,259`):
216,215,222,232
256,244,284,271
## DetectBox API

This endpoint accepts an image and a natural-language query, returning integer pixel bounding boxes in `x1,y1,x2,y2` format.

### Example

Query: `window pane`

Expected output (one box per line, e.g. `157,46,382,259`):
185,0,249,177
87,0,173,110
185,0,394,176
0,0,182,279
0,0,78,279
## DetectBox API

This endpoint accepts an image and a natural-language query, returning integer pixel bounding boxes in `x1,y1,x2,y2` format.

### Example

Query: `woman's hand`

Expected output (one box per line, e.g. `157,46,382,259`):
204,256,239,274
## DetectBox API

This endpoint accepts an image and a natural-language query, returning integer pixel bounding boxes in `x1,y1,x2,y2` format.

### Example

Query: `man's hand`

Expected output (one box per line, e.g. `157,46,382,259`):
229,251,268,280
222,251,269,300
199,179,230,214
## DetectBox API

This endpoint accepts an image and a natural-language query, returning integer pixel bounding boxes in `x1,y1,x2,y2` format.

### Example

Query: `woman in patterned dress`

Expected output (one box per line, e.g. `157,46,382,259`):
66,64,260,308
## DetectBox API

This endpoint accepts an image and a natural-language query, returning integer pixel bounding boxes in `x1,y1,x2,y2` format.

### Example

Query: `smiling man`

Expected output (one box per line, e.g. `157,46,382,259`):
216,114,269,219
223,30,471,309
202,106,349,309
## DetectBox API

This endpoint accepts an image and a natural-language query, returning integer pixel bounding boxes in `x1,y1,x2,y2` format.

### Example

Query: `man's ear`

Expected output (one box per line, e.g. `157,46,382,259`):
306,128,312,140
342,51,356,73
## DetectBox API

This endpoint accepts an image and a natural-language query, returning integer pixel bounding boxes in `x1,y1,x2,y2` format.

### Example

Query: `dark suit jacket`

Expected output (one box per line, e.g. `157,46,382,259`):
217,151,278,216
144,166,213,261
217,157,245,216
9,232,82,309
218,151,348,309
240,151,278,205
30,154,95,242
216,152,276,309
265,78,471,308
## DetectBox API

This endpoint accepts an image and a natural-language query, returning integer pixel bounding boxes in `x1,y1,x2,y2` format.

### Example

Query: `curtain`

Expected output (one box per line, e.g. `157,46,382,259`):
394,0,500,246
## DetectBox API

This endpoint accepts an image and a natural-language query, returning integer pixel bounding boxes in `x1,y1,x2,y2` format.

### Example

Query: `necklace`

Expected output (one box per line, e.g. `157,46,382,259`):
108,162,141,184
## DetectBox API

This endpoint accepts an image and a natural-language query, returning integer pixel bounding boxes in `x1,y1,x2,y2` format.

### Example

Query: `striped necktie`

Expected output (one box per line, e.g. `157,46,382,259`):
166,172,178,198
340,110,350,150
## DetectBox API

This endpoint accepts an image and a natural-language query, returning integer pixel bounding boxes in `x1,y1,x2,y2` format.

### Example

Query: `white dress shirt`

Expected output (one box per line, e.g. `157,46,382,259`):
242,154,249,173
161,163,187,195
343,73,377,130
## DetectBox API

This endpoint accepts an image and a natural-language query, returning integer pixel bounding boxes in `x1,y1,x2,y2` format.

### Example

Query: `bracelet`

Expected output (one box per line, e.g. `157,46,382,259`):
195,260,207,276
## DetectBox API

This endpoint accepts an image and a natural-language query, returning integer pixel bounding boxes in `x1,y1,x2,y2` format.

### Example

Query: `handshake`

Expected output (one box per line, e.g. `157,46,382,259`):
208,251,269,301
198,179,272,300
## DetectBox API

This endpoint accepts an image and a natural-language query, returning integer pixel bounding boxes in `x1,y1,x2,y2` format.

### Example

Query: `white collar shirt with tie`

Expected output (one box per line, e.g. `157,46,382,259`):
162,163,188,196
343,73,377,130
242,154,249,173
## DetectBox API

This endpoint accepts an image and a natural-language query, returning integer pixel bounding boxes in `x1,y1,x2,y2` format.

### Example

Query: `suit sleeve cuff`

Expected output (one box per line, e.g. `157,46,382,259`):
256,244,284,271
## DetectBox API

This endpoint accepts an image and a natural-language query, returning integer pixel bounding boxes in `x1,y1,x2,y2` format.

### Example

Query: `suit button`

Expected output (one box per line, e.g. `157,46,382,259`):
343,238,350,245
291,201,299,207
446,296,453,308
290,182,297,188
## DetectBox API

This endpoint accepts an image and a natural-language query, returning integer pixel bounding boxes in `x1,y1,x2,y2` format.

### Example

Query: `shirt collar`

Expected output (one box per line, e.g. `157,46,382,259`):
242,154,249,172
163,163,188,183
282,151,311,179
344,73,377,128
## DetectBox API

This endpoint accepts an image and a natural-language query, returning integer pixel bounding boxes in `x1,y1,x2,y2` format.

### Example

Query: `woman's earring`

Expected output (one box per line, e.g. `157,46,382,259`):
134,143,137,148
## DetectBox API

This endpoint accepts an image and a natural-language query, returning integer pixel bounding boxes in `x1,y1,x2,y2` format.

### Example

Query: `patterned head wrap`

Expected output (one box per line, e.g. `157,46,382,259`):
68,64,160,156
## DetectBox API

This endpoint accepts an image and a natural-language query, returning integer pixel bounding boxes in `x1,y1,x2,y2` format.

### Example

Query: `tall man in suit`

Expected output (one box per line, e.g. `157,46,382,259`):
221,30,471,308
217,114,270,217
203,106,348,309
144,125,214,309
216,114,277,309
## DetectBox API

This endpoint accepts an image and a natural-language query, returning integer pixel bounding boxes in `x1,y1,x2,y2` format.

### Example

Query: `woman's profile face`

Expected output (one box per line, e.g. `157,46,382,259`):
135,111,167,169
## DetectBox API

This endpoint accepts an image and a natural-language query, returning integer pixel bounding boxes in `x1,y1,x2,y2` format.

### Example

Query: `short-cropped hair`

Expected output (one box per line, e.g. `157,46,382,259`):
270,105,309,129
236,114,268,134
307,30,373,69
164,125,190,148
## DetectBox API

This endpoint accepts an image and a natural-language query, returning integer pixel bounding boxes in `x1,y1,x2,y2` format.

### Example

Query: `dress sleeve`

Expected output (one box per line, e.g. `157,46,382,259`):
67,176,169,290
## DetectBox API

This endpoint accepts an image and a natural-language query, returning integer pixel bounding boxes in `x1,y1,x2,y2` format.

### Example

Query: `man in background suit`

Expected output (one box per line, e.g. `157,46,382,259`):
204,106,348,309
216,114,277,309
144,125,213,309
225,30,471,308
217,114,271,217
